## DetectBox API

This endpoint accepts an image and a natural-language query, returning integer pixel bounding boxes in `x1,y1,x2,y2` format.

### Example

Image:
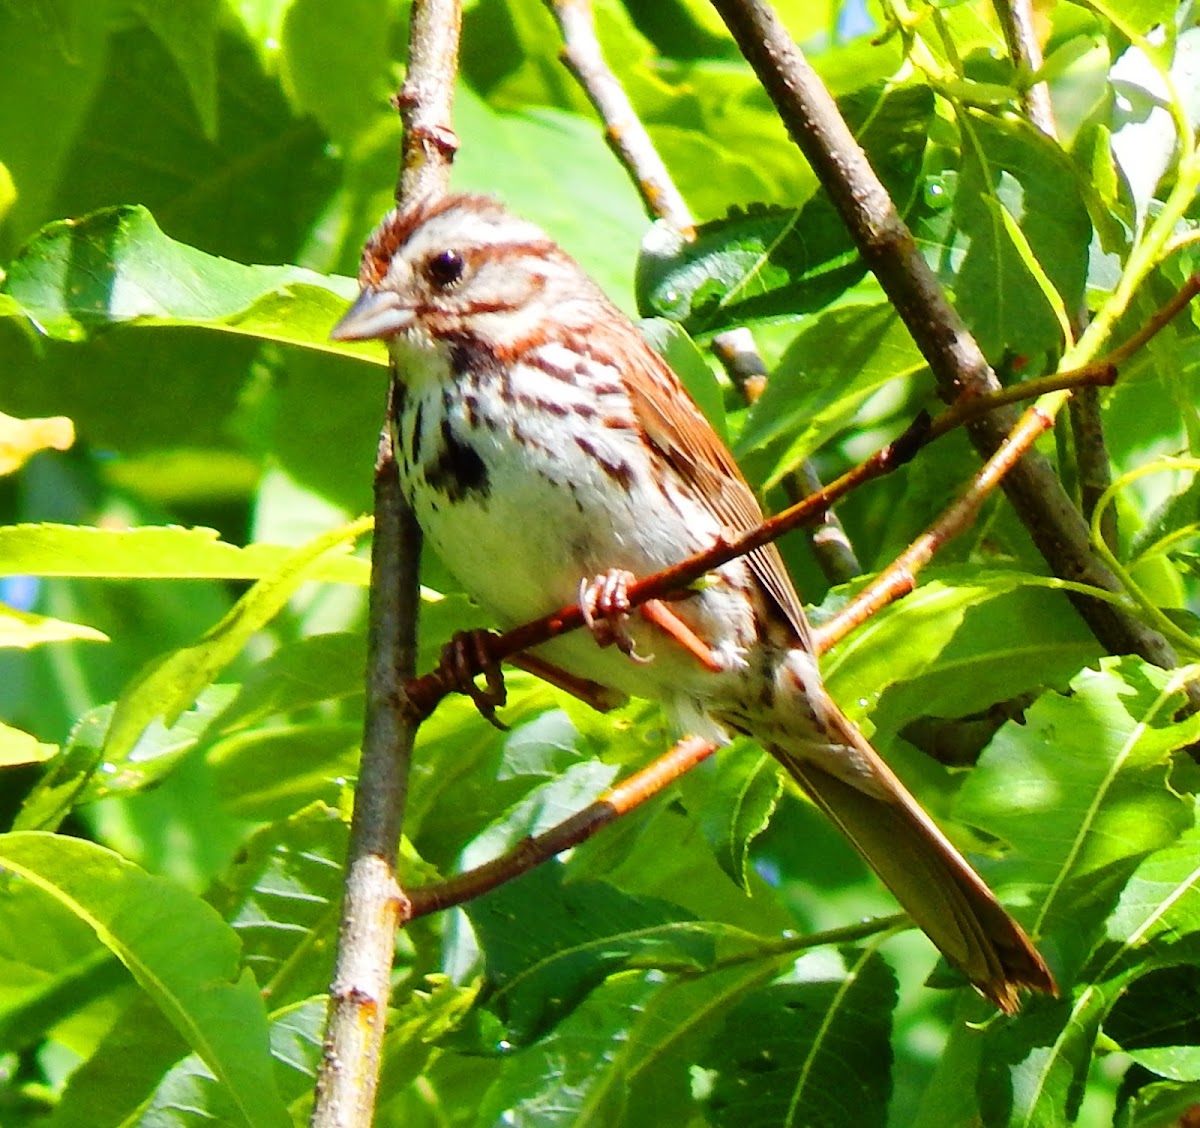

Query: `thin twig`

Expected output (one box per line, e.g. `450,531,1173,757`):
313,1,462,1124
708,0,1191,691
547,0,692,233
814,400,1056,650
712,328,863,583
993,0,1055,137
408,736,717,917
546,0,862,584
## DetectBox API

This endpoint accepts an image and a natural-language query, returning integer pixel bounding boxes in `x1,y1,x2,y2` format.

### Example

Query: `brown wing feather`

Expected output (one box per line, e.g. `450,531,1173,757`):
614,331,811,646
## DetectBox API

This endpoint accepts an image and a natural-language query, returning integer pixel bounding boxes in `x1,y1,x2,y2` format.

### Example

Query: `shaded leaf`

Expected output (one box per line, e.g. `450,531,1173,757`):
0,833,288,1128
466,861,711,1046
678,739,782,891
918,113,1090,360
700,949,896,1128
736,303,926,484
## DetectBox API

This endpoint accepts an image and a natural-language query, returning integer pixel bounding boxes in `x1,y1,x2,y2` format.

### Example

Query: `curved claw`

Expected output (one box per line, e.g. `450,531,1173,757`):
578,570,654,665
438,630,509,731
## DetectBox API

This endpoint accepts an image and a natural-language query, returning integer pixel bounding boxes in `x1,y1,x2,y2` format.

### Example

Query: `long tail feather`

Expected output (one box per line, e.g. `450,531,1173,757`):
770,702,1055,1013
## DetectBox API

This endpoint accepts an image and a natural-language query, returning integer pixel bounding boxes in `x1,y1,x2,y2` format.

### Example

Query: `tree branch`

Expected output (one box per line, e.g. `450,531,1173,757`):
546,0,862,585
407,735,717,917
313,2,462,1124
707,0,1191,686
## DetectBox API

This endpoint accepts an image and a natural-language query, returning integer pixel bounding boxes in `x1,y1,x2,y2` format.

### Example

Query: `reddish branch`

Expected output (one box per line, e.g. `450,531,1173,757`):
402,349,1136,722
407,736,718,917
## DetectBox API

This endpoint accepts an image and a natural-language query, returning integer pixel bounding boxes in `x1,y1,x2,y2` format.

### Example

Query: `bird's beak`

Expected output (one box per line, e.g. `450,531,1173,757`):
330,288,415,342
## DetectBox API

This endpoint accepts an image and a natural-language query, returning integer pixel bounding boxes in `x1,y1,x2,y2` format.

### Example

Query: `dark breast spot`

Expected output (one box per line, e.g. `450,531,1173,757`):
409,400,425,467
425,419,491,502
574,435,634,490
447,334,505,384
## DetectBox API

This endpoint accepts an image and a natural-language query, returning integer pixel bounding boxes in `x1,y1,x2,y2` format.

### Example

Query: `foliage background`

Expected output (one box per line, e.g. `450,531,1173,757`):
2,0,1200,1125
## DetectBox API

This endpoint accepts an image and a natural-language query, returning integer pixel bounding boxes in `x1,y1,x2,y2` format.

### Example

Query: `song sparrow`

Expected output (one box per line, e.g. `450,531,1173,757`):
332,193,1055,1013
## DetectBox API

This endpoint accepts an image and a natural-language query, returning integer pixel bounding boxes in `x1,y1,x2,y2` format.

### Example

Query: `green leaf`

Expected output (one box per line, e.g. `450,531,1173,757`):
280,0,392,142
678,739,782,891
458,759,619,873
465,861,711,1045
1109,28,1200,234
959,658,1199,959
1106,965,1200,1080
1115,1079,1200,1128
0,832,288,1128
0,523,369,583
207,805,348,1006
47,21,337,267
99,516,371,766
821,570,1101,733
1087,0,1179,39
471,973,659,1126
211,630,367,732
139,0,221,137
635,83,934,334
0,1,113,248
376,978,485,1106
403,676,573,864
735,303,926,484
636,202,863,334
0,601,107,648
977,812,1200,1128
4,205,362,352
15,686,236,832
699,949,896,1128
207,723,362,821
48,993,188,1128
0,720,57,767
920,112,1091,360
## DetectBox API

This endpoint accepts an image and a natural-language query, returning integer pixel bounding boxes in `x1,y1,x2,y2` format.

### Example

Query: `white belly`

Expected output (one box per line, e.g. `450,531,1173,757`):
398,373,758,709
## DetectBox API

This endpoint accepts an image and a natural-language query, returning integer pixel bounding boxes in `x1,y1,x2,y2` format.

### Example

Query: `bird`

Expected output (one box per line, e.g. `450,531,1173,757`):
331,192,1056,1013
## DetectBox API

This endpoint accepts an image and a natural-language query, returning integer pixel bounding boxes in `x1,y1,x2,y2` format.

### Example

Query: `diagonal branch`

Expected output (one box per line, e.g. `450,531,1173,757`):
407,735,718,917
403,340,1150,722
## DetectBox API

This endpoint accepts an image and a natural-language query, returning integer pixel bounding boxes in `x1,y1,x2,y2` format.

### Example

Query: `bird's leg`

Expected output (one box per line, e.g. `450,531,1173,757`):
579,568,724,673
640,598,725,673
507,653,627,713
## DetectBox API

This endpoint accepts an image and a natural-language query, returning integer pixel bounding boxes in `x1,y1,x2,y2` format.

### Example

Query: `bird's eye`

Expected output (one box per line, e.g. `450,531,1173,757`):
424,250,466,289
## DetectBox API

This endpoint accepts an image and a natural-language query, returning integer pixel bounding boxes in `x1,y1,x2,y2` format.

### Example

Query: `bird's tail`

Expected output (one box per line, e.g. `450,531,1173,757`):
768,659,1055,1013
